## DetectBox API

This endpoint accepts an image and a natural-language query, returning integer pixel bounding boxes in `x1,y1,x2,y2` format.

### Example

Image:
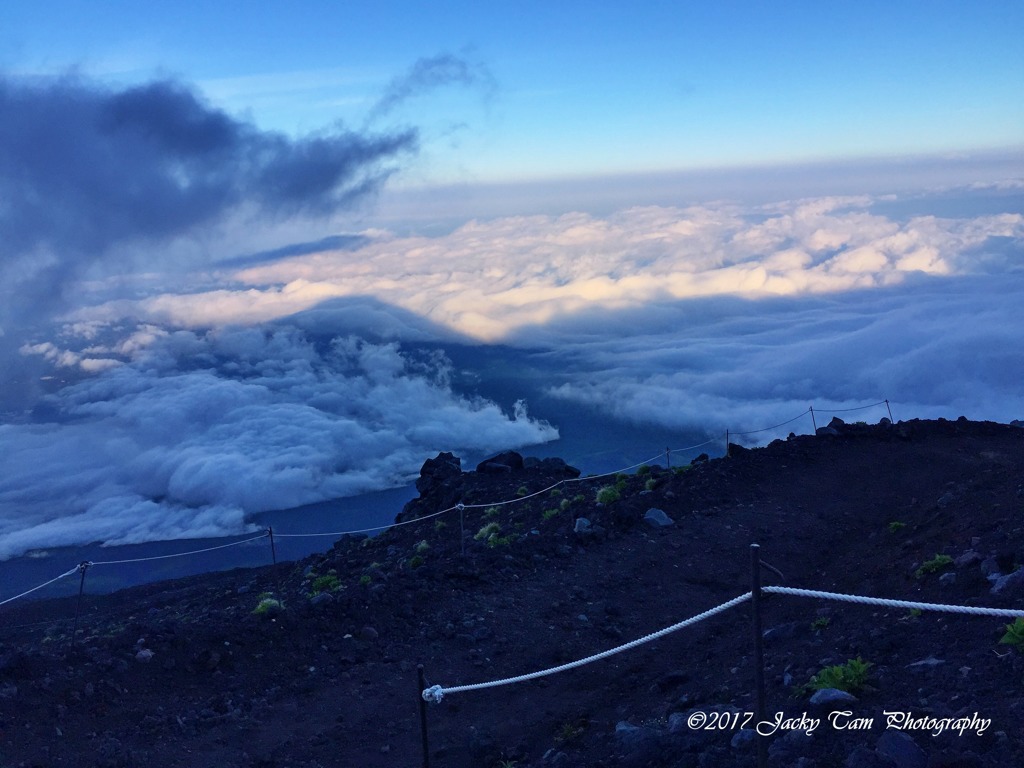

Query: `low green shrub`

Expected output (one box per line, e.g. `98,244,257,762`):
999,617,1024,648
253,597,284,616
915,554,953,579
474,522,501,540
309,573,340,595
806,657,872,693
596,485,621,504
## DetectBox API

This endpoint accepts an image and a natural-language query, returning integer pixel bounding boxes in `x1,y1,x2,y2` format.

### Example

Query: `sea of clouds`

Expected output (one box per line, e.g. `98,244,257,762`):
1,70,1021,562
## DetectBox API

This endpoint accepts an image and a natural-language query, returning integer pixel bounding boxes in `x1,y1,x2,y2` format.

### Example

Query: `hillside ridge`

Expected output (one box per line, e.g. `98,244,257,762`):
2,416,1023,767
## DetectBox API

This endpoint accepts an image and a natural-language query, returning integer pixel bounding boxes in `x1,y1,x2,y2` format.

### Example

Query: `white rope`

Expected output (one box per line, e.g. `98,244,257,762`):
422,592,752,703
0,566,80,606
730,408,811,437
763,586,1024,618
89,532,270,565
812,400,888,414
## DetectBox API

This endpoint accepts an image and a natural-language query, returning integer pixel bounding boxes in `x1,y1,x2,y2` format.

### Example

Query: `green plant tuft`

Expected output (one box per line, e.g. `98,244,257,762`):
309,573,340,595
542,508,560,521
888,521,907,533
999,617,1024,647
805,657,872,694
810,616,830,631
253,597,284,616
915,554,954,579
408,555,425,569
596,485,621,505
516,486,529,497
414,539,430,553
475,522,501,541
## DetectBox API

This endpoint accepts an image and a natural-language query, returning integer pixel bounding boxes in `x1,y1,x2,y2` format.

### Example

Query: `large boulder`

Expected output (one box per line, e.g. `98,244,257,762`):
415,452,462,494
476,450,525,474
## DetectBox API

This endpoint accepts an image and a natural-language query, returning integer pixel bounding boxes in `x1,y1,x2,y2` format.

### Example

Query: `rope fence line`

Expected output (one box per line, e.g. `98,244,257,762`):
729,409,812,437
762,586,1024,617
422,585,1024,703
422,592,755,703
0,566,80,607
0,399,893,608
88,532,272,566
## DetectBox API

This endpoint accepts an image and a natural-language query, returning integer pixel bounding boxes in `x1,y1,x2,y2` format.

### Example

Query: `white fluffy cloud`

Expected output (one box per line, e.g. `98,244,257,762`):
6,186,1023,558
0,329,556,559
74,196,1022,343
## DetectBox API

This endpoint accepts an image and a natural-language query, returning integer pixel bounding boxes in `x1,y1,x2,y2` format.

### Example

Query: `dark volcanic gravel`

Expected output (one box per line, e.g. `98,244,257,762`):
2,417,1023,767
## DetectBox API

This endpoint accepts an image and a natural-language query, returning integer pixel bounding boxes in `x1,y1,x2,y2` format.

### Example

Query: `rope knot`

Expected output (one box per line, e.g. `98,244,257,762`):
455,503,465,512
422,685,445,704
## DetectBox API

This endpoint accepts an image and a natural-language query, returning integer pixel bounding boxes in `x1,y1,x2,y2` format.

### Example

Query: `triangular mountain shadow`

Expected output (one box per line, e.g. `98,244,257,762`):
272,294,476,345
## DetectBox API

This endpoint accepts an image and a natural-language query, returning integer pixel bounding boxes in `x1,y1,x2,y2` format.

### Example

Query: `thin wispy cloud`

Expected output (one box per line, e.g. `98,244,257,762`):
367,52,497,124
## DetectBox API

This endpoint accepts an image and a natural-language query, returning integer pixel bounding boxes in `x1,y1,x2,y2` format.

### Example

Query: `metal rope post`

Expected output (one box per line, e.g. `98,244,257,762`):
665,447,671,470
885,399,893,422
457,503,465,557
725,430,730,457
71,561,91,650
418,664,431,768
750,545,768,768
809,406,817,432
267,526,277,565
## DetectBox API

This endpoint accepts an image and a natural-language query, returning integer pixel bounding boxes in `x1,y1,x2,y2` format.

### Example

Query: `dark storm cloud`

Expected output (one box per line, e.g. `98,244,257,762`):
0,74,416,257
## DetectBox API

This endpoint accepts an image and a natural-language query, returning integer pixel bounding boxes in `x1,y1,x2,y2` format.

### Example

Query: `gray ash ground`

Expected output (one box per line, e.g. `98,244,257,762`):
2,417,1024,768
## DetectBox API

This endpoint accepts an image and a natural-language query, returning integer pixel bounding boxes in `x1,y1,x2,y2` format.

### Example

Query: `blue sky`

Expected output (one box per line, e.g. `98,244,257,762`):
3,0,1021,184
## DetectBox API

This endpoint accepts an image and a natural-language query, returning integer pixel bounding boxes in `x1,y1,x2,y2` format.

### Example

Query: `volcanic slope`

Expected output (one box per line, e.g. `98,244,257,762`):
1,417,1023,767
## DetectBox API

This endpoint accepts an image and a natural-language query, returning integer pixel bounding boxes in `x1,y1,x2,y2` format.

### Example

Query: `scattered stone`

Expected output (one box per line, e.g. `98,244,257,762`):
643,508,674,527
938,572,957,587
989,568,1024,597
936,491,956,508
980,556,1001,578
876,729,927,768
359,626,379,642
954,550,982,568
809,688,858,709
613,721,661,762
135,649,154,663
310,592,334,606
574,517,592,534
906,656,945,670
730,728,757,751
763,621,804,644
